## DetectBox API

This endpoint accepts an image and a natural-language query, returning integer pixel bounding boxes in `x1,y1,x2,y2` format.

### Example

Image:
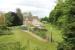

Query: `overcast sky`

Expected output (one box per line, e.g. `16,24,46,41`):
0,0,56,18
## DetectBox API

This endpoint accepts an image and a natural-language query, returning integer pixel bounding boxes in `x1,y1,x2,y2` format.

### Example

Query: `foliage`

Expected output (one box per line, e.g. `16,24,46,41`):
5,12,13,26
16,8,23,25
32,27,47,38
49,0,75,50
57,42,75,50
49,0,63,24
0,26,12,35
41,16,49,22
5,12,22,26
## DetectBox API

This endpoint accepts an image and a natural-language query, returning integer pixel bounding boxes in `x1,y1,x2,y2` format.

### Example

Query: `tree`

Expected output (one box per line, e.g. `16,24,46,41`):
54,0,75,50
5,12,22,26
41,16,49,22
49,0,75,49
16,8,23,25
49,0,63,24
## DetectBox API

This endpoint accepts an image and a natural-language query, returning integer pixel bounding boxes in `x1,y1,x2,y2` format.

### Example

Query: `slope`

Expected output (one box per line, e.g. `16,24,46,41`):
0,29,57,50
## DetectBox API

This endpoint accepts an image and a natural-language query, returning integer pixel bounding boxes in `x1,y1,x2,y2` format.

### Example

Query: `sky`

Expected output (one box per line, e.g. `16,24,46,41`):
0,0,56,18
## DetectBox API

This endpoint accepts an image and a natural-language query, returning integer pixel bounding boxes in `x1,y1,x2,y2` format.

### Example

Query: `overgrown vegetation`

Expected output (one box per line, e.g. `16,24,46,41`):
48,0,75,50
32,27,47,38
5,8,23,26
41,16,49,22
0,26,12,35
1,0,75,49
0,29,59,50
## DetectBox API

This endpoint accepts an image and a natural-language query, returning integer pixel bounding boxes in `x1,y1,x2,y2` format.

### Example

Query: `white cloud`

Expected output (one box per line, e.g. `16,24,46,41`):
0,0,56,18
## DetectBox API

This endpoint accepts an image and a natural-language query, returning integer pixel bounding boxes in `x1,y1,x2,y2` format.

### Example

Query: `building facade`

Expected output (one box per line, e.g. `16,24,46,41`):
23,12,42,26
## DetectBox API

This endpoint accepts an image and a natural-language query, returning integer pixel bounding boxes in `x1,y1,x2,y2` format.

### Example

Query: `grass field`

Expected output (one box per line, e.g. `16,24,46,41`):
0,24,63,50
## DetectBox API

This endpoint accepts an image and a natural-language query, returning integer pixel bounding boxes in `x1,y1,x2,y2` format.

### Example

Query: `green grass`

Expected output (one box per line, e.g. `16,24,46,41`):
0,24,63,50
44,24,63,42
13,29,58,50
0,29,55,50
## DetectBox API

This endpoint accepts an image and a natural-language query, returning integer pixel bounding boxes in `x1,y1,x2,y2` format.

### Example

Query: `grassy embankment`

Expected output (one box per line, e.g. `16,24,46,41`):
0,24,63,50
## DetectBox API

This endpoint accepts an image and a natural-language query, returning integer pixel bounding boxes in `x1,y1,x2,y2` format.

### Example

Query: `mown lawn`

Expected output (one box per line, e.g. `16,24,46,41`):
0,24,63,50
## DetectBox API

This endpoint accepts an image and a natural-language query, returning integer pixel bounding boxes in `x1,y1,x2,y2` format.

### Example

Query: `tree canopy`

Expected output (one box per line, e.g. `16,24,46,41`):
16,8,23,25
49,0,75,50
5,12,22,26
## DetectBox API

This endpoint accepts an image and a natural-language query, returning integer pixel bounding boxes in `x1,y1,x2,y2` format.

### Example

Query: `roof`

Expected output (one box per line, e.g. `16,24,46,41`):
24,16,39,21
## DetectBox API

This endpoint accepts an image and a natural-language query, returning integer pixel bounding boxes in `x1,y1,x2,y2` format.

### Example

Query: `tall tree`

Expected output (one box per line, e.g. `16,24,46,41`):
49,0,63,24
16,8,23,25
55,0,75,50
49,0,75,50
5,12,22,26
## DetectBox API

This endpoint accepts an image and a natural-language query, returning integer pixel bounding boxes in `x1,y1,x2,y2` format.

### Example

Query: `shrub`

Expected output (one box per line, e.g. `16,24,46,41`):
32,27,47,38
0,26,12,35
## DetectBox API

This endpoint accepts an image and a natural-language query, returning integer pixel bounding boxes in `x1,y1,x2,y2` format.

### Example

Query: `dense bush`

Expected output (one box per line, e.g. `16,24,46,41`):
0,26,12,35
32,27,47,38
41,16,49,22
5,11,23,26
49,0,75,50
48,0,75,50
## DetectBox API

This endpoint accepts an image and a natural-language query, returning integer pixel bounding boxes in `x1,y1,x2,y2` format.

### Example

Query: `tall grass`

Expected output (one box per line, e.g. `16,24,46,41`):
0,41,50,50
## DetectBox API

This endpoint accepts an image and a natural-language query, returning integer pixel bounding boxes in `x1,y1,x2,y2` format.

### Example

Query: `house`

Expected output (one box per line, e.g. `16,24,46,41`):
31,16,41,26
23,12,33,26
23,12,42,27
